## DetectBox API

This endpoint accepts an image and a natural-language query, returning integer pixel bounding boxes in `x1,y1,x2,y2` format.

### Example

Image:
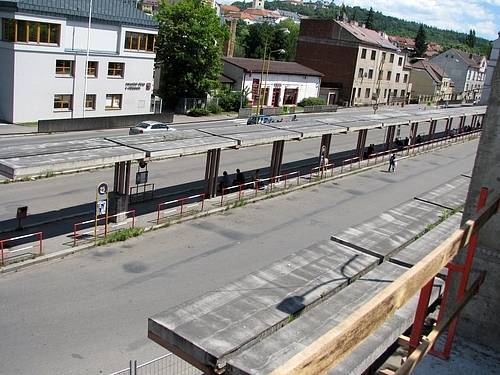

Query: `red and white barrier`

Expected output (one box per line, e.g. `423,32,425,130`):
157,193,205,224
73,210,136,246
0,232,43,265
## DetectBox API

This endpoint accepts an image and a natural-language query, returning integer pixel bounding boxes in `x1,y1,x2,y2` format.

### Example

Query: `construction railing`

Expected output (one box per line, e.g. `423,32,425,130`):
220,181,258,207
156,194,205,224
110,353,201,375
310,163,335,181
0,232,43,265
73,210,136,246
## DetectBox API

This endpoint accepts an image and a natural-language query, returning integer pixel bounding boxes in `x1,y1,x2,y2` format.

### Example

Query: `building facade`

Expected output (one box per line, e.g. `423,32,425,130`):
409,59,453,101
480,33,500,105
0,0,157,123
222,57,322,107
431,48,487,102
296,19,410,106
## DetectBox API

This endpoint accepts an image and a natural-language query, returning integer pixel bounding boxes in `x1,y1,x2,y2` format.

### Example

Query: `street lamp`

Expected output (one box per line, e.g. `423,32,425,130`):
82,0,93,118
255,28,289,115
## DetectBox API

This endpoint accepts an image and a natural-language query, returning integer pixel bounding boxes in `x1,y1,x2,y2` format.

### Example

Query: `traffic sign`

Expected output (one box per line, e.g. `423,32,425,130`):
97,182,108,196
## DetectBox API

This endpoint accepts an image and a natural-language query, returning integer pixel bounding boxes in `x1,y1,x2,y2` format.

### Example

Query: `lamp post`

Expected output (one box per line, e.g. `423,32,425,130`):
255,28,289,115
82,0,93,118
262,48,285,109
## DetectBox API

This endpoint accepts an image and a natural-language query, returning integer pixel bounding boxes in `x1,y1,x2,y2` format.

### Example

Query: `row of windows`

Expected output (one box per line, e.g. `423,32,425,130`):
53,94,123,111
55,60,125,78
356,87,406,99
360,48,404,66
357,68,408,83
124,31,156,52
2,18,60,44
467,70,484,81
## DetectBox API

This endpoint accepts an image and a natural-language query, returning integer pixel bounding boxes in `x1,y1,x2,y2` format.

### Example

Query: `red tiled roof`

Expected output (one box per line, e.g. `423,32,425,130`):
338,21,399,51
221,5,240,13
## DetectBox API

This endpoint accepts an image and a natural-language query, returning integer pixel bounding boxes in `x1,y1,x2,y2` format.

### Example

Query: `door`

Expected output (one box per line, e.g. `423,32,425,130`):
271,88,281,107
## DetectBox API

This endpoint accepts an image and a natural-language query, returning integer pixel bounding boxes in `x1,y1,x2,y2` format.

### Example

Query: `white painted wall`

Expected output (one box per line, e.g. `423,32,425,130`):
242,72,320,107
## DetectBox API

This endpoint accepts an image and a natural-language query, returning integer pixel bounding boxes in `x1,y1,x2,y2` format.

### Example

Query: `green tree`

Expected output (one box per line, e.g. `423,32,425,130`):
279,19,299,61
365,7,374,29
242,23,288,61
414,24,427,57
465,29,476,48
155,0,228,108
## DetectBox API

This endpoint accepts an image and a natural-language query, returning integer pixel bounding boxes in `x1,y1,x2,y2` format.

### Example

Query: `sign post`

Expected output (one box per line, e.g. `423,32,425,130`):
95,182,109,244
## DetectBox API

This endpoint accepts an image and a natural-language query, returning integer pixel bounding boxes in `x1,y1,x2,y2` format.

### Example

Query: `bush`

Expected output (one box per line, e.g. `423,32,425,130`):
297,97,326,107
187,108,210,117
98,227,144,245
207,101,222,114
218,88,247,112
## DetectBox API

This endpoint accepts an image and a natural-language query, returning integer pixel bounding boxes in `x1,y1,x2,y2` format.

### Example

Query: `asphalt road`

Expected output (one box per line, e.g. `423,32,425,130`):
0,139,479,375
0,114,456,228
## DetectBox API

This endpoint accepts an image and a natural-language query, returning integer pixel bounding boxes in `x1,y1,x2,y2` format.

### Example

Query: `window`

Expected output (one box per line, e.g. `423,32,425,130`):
108,62,124,77
106,94,122,110
371,50,376,60
87,61,98,77
403,74,408,83
357,87,361,97
358,68,364,78
361,48,367,59
382,52,386,61
53,94,72,110
390,53,394,63
384,88,387,98
401,90,405,98
365,88,371,98
2,18,60,44
368,69,373,79
378,70,383,80
375,88,380,98
55,60,74,76
395,73,400,83
398,56,403,66
85,94,96,110
387,71,392,81
283,88,298,105
393,89,398,97
124,31,156,52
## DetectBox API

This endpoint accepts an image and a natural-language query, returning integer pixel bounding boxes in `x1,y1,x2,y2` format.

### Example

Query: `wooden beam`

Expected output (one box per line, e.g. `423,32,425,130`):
269,193,499,375
395,272,485,375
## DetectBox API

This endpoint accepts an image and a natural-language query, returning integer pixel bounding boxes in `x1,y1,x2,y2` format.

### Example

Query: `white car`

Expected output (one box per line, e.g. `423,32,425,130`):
129,121,176,135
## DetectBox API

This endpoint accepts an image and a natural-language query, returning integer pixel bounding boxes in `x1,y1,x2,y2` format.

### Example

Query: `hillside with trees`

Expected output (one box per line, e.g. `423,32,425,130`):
231,1,492,57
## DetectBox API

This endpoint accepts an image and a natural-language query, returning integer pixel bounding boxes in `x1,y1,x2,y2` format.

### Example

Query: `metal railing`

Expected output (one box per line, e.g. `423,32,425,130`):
73,210,136,246
0,232,43,265
156,194,205,224
110,353,201,375
130,183,155,204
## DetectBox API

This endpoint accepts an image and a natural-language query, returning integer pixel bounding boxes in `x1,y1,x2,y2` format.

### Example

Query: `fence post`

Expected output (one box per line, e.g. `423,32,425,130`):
131,210,136,228
180,198,185,215
157,203,161,224
238,184,243,200
73,223,77,246
220,189,225,207
201,194,205,211
1,241,4,266
38,232,43,256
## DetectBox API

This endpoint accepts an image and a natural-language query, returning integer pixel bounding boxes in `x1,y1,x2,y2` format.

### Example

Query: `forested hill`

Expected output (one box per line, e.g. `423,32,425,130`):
231,1,492,56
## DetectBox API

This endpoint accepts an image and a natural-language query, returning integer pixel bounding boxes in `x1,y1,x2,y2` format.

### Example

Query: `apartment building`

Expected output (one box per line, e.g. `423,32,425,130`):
431,48,487,102
296,18,410,106
409,60,453,101
0,0,157,123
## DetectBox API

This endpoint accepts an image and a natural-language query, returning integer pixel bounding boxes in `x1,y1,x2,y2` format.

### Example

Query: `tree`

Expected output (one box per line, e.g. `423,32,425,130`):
414,24,427,57
465,29,476,48
155,0,228,108
365,7,374,29
241,23,288,61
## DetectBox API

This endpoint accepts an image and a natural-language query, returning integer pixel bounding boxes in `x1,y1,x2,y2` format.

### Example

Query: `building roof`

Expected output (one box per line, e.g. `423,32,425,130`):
389,35,415,48
223,57,324,77
0,0,157,28
444,48,484,68
220,4,240,13
338,20,399,51
243,7,281,18
411,59,449,83
219,73,235,84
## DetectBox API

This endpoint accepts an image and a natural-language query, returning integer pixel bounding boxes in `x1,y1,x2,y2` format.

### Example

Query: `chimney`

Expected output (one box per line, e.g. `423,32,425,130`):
361,23,366,28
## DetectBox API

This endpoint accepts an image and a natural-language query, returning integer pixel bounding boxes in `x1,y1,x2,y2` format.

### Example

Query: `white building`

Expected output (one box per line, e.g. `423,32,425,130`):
222,57,322,107
0,0,158,123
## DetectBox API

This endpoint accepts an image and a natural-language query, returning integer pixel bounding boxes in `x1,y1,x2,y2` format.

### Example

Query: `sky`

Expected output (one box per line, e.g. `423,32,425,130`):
338,0,500,40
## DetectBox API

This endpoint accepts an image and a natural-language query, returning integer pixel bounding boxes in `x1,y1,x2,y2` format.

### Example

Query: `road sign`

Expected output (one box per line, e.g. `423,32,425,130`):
136,171,148,185
97,182,108,196
97,200,107,215
95,182,109,243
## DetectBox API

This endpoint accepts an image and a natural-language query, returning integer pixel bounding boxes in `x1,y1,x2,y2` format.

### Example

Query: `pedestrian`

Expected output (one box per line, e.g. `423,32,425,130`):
233,168,245,185
219,171,230,192
388,153,396,172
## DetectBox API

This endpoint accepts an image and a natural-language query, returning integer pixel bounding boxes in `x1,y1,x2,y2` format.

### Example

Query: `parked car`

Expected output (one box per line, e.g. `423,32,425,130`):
246,115,283,125
129,121,176,135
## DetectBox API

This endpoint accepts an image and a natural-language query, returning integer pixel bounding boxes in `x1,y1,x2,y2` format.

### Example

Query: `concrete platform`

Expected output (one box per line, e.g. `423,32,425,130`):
148,241,378,371
415,175,471,210
331,200,443,261
200,125,301,146
390,214,462,268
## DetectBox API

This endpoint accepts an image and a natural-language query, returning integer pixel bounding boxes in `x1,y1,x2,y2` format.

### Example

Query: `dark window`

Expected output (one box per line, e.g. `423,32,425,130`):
378,70,383,80
87,61,98,77
108,62,125,77
371,50,376,60
54,94,73,110
403,74,408,83
361,48,367,59
365,88,371,98
395,73,400,83
1,18,59,44
393,89,398,97
390,53,394,63
358,68,364,78
368,69,373,79
387,71,392,81
382,52,386,61
85,94,96,110
124,31,156,52
398,56,403,66
55,60,74,76
283,88,298,105
106,94,122,109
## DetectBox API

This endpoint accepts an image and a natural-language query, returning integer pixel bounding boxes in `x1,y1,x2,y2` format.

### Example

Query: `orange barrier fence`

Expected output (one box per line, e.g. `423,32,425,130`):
0,232,43,265
310,163,335,180
73,210,136,246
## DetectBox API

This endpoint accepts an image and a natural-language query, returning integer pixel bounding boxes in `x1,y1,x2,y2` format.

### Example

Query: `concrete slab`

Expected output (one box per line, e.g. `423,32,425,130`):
226,263,444,375
0,146,145,179
269,122,347,139
148,241,378,370
415,175,471,210
200,125,301,146
390,214,462,268
106,129,210,146
331,200,443,261
138,137,239,158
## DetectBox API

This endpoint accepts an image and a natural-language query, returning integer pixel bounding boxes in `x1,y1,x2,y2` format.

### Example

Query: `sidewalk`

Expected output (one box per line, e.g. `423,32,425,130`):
0,130,479,273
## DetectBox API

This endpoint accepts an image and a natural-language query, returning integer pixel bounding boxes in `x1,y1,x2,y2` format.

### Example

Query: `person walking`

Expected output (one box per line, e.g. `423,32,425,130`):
388,153,396,172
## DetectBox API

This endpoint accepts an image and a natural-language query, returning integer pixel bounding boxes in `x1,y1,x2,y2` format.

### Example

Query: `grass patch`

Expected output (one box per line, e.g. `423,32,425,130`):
16,122,38,128
415,206,462,240
97,227,144,246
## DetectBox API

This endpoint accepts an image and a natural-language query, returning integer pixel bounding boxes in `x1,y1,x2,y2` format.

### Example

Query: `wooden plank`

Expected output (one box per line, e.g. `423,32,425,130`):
268,193,499,375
